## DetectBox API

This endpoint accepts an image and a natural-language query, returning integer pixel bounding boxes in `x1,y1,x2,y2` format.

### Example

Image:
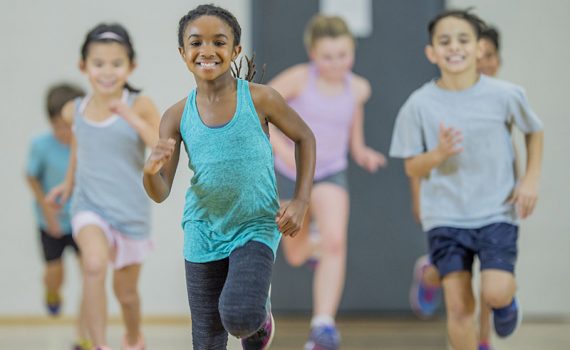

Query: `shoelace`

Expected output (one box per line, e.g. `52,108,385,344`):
244,327,268,343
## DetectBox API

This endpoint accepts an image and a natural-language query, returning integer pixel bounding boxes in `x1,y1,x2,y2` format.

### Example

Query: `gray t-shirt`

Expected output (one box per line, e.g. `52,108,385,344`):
389,75,543,231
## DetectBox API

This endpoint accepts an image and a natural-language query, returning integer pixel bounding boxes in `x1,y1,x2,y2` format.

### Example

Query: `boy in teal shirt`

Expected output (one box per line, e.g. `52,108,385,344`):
26,83,91,349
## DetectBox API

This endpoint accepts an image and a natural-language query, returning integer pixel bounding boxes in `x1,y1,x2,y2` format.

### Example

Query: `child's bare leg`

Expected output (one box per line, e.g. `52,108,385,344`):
75,226,110,347
44,260,64,295
479,291,493,345
75,256,90,344
113,264,143,346
481,269,516,309
311,183,349,318
280,200,312,266
442,271,477,350
423,264,441,287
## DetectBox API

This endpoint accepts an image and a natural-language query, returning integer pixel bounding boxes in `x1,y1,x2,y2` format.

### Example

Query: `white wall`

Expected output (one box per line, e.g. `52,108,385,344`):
1,0,568,318
447,0,570,316
0,0,250,316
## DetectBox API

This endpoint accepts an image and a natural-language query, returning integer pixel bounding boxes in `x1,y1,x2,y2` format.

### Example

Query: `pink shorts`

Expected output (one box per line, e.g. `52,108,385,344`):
72,211,153,270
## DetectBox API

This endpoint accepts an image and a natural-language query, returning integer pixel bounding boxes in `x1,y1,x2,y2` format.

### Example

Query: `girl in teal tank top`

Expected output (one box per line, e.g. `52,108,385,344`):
143,4,315,349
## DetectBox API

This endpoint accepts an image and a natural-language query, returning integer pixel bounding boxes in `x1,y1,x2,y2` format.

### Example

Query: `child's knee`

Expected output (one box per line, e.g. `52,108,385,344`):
219,301,266,338
481,288,513,308
113,286,139,307
321,230,346,256
283,249,307,267
82,256,107,279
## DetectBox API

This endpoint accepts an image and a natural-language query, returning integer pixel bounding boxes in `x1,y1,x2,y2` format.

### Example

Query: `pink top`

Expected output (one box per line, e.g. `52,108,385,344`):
274,64,356,180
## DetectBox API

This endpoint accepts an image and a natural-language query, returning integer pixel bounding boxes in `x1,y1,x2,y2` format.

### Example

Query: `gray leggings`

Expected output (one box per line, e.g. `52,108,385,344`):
184,241,274,350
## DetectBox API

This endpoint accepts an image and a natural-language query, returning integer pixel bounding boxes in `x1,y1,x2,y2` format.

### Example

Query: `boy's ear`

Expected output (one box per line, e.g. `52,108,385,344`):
424,45,437,64
178,46,185,59
78,60,86,72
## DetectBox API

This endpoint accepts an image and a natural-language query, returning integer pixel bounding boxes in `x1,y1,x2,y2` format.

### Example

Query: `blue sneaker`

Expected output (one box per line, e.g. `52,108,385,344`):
304,325,340,350
241,312,275,350
493,297,522,338
409,255,442,318
45,291,62,316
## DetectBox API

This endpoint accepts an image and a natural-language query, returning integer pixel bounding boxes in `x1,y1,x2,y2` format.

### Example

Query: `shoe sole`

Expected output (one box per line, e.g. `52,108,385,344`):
265,313,275,349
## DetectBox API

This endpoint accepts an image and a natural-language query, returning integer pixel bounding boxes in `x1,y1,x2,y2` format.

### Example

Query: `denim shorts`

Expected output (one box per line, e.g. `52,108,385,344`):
427,222,518,278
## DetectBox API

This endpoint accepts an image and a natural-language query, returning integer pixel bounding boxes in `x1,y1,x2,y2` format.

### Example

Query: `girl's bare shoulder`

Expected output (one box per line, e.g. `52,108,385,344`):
350,73,372,103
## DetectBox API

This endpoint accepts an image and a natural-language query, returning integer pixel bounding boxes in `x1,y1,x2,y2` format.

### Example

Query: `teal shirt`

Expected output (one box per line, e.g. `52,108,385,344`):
180,79,281,263
26,133,72,233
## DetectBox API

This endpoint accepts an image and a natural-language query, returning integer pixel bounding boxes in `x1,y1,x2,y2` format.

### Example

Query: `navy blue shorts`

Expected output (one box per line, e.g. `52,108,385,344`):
427,222,518,278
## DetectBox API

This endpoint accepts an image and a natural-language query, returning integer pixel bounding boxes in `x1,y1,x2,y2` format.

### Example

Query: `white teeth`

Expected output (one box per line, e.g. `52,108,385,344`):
199,62,217,68
447,55,464,63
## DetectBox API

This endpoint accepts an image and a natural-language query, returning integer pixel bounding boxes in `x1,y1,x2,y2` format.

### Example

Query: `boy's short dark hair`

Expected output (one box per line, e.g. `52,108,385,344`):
480,26,500,52
46,83,85,119
428,9,487,42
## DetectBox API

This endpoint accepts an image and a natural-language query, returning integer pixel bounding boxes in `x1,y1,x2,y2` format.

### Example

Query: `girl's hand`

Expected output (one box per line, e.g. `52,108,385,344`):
276,198,308,237
510,176,539,219
354,147,387,173
436,122,463,160
144,138,176,175
45,183,71,210
109,100,139,125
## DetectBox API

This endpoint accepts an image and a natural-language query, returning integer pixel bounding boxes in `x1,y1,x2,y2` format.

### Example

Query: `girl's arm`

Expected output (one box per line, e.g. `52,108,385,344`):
267,64,309,171
251,83,316,237
142,99,185,203
511,130,544,218
110,96,161,148
349,76,387,173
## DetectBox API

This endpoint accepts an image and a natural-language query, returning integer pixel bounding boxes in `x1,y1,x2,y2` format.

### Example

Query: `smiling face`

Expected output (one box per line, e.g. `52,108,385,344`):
80,42,134,96
309,35,354,81
426,16,480,77
178,15,242,82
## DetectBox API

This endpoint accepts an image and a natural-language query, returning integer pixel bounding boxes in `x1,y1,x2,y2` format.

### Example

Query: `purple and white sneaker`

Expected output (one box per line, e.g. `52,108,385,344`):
409,255,442,318
241,312,275,350
304,324,340,350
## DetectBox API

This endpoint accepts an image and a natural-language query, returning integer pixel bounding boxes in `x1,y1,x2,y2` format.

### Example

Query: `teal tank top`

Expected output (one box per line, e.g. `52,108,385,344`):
180,79,281,263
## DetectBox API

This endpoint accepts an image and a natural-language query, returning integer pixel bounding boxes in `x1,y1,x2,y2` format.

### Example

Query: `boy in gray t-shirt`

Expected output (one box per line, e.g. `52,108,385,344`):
389,10,543,350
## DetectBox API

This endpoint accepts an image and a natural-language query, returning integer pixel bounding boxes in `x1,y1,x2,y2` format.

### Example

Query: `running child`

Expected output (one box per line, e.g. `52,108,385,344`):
48,23,160,350
268,14,386,350
408,24,506,350
142,4,316,350
390,10,543,350
26,82,91,350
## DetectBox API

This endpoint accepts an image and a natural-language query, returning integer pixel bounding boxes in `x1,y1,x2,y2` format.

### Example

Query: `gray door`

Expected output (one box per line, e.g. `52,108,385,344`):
252,0,443,313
